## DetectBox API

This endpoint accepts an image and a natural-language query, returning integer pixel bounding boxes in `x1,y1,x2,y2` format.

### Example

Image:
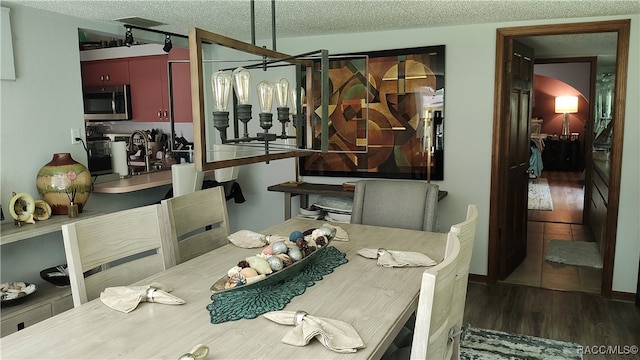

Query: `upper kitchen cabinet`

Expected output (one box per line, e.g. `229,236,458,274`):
81,59,129,87
168,47,192,123
129,55,169,122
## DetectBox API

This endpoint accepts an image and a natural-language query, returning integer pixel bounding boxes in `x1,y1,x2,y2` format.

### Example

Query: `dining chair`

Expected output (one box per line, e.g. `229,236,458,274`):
160,186,230,266
171,163,204,197
350,180,440,231
448,204,478,359
383,231,460,360
61,204,172,307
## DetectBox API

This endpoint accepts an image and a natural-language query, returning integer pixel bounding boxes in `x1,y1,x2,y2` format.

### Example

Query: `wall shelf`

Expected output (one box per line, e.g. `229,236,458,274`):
1,210,102,245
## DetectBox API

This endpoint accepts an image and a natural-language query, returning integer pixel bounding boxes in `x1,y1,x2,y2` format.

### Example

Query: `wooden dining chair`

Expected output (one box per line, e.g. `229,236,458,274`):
384,231,460,360
160,186,230,266
412,231,461,359
61,204,172,307
448,204,478,359
350,180,440,231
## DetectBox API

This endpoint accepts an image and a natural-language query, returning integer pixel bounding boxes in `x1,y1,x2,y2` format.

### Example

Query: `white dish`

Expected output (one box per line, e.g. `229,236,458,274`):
326,212,351,223
299,208,321,216
314,196,353,213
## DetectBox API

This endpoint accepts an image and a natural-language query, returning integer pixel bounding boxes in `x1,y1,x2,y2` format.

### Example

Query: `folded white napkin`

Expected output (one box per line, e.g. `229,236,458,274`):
228,230,269,248
321,224,349,241
357,248,437,267
264,311,365,353
177,344,209,360
100,282,185,313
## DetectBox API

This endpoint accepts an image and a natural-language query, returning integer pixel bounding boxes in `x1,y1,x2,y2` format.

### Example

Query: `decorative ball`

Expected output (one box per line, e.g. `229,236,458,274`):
288,247,303,261
266,256,284,271
319,226,333,237
271,241,288,255
289,231,304,242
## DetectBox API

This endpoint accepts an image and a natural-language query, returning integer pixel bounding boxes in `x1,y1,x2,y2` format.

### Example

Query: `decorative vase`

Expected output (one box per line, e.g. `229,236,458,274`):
36,153,92,215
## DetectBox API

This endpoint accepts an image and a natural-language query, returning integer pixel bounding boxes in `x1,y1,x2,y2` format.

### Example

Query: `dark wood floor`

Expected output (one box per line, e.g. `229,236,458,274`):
464,282,640,360
528,170,585,224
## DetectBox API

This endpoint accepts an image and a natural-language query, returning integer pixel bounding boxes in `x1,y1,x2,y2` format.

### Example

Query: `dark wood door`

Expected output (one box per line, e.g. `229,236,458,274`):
499,39,534,279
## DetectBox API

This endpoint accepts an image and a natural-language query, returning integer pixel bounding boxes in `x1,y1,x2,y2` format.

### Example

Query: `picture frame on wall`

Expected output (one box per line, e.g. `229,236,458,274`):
300,45,445,180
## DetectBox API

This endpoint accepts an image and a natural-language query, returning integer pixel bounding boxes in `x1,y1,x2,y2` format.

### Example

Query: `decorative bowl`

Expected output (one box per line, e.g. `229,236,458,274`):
210,227,335,293
1,282,37,307
40,264,100,287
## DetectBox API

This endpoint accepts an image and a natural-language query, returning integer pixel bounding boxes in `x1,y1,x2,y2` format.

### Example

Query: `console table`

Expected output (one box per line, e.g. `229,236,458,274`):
268,182,447,219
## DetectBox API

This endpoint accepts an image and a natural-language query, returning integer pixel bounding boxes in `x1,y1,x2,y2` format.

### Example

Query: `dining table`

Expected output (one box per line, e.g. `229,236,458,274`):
0,218,447,359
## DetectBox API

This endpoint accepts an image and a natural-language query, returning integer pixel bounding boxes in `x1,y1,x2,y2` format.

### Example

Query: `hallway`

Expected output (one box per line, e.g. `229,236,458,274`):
503,171,603,294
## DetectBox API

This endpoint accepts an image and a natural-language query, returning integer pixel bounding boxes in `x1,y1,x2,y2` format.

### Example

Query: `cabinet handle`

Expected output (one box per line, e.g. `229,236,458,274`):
105,74,110,81
158,110,162,118
163,110,168,119
100,75,104,81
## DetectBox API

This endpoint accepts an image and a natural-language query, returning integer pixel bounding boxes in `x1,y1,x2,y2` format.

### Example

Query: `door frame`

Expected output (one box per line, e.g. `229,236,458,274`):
487,19,630,297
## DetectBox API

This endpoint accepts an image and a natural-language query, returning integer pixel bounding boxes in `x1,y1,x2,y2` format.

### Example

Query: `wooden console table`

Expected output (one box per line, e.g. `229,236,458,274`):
268,182,447,219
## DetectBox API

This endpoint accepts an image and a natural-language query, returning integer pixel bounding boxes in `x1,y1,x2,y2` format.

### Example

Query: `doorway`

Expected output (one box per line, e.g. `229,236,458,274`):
487,19,631,298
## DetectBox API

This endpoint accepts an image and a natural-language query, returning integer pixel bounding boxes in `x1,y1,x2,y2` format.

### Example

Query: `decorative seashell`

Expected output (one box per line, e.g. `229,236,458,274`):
261,242,276,255
245,256,273,275
227,266,242,278
311,229,324,240
245,274,266,285
239,267,259,278
306,237,317,249
276,253,294,267
225,273,246,289
33,200,52,221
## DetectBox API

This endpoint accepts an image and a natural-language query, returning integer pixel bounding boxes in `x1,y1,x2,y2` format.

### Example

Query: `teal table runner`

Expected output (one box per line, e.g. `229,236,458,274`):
207,246,348,324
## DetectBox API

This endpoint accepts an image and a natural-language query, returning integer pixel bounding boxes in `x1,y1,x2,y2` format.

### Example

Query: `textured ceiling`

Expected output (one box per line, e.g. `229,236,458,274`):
9,0,639,65
11,0,638,40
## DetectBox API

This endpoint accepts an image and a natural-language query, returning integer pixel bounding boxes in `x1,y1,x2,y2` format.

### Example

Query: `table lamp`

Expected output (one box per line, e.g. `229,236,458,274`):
555,96,578,139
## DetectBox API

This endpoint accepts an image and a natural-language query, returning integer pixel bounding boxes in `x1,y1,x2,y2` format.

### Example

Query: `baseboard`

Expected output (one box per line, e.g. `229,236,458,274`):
469,274,488,283
611,290,636,303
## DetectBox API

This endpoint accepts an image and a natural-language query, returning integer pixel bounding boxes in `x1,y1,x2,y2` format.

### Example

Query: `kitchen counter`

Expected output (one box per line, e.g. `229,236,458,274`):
92,170,173,194
92,169,216,194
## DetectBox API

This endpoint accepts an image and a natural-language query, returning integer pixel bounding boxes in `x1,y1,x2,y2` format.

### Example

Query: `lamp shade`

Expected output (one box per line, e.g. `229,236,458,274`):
555,96,578,113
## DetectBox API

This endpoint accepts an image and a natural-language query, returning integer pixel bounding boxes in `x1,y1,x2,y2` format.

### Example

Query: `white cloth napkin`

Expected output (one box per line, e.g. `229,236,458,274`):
100,282,185,313
263,310,365,353
228,230,269,248
321,224,349,241
357,248,437,267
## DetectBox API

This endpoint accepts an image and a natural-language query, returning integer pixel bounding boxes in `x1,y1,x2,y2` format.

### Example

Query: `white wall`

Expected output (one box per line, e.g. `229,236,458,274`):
1,4,637,294
274,16,640,293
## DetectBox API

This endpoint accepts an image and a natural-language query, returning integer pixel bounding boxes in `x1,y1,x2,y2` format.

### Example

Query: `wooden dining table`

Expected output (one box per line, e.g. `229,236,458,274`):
0,218,447,359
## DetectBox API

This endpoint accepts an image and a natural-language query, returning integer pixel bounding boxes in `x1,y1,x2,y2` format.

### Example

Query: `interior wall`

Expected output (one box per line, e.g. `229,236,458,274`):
1,4,637,293
533,75,590,140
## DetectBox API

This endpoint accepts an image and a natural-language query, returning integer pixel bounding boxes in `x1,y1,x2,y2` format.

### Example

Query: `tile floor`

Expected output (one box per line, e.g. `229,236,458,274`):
503,221,602,294
502,171,603,294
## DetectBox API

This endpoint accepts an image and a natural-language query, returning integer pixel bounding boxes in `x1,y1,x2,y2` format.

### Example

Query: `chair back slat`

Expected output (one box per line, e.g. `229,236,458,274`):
161,186,230,265
410,231,460,360
62,204,171,307
448,204,478,360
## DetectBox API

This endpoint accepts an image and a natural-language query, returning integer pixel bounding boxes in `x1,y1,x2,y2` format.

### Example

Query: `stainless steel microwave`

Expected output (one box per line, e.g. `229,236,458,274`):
83,84,132,121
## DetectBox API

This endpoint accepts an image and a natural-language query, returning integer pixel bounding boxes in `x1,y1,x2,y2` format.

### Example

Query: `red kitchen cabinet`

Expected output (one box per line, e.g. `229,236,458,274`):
168,47,192,123
81,59,129,87
128,55,169,122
